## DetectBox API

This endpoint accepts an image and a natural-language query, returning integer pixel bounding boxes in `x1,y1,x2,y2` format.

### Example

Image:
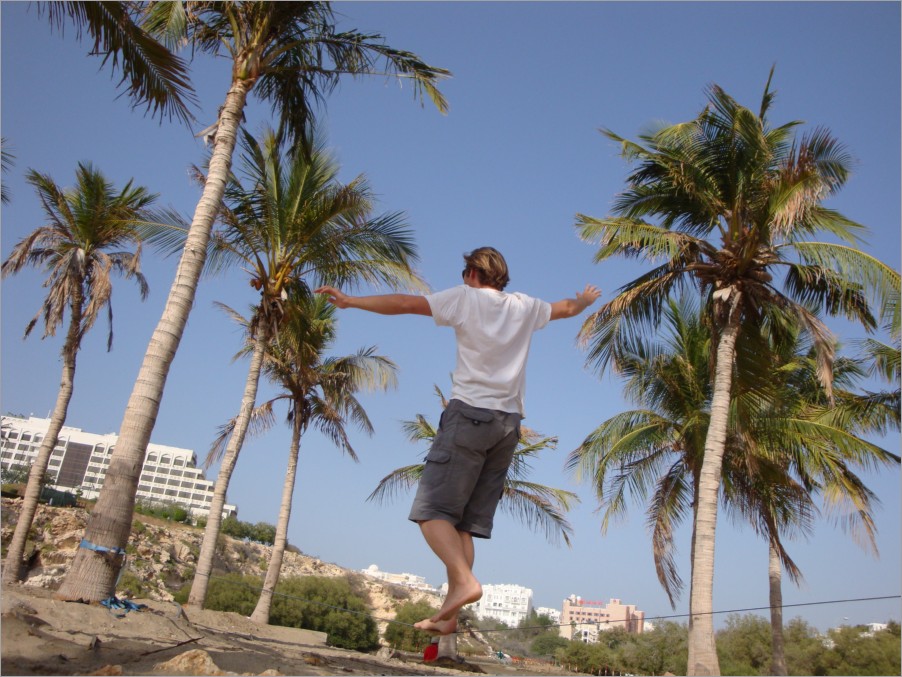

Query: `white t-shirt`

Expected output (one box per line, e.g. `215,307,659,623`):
425,285,552,415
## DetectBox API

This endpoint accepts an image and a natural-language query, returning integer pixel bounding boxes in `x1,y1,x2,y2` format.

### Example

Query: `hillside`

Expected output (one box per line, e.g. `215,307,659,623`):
0,497,444,635
0,498,575,676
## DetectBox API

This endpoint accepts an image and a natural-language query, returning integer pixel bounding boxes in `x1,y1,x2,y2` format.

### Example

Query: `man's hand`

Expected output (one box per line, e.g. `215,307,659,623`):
576,284,602,309
550,284,602,320
315,285,352,309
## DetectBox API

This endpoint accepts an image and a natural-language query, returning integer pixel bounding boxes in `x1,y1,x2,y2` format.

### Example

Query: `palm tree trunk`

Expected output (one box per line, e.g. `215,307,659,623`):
188,326,268,608
687,292,743,676
768,540,788,676
3,291,84,583
57,78,253,602
687,472,700,646
250,405,302,624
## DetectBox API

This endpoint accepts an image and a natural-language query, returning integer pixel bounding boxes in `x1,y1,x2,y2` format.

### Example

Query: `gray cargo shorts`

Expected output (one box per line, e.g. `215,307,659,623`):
408,398,521,539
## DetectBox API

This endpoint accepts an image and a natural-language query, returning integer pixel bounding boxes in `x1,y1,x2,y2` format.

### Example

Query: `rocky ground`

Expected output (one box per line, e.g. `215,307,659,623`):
0,498,576,676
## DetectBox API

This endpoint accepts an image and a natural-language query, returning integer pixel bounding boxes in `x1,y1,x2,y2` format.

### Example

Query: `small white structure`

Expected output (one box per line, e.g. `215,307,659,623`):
863,622,888,636
360,564,437,592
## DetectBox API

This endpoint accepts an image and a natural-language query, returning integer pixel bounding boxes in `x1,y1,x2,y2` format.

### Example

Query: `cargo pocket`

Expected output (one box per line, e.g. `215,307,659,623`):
425,445,452,464
453,405,498,450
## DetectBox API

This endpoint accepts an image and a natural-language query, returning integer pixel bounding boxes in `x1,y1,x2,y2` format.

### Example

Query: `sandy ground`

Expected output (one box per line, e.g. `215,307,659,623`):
0,584,477,676
1,584,570,677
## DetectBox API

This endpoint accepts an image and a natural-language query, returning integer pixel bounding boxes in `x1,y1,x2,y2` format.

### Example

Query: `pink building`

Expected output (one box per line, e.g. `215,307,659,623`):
559,595,645,641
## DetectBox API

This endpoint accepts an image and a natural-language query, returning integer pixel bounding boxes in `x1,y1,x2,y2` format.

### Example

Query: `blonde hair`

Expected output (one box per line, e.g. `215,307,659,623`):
463,247,510,291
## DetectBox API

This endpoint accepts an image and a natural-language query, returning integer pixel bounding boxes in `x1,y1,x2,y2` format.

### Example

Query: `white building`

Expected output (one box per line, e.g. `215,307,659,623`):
535,606,562,624
863,622,888,637
360,564,437,592
470,583,534,626
1,415,236,519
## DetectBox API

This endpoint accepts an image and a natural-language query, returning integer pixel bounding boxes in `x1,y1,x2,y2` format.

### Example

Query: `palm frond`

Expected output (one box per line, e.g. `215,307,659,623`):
366,464,424,504
499,481,578,548
204,399,279,468
42,1,196,125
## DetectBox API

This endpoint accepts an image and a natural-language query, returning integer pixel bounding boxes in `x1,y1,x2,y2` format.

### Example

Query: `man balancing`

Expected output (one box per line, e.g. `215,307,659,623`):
316,246,600,635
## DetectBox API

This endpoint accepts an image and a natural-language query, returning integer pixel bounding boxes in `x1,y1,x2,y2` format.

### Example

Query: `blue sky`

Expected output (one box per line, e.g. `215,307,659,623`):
2,2,899,632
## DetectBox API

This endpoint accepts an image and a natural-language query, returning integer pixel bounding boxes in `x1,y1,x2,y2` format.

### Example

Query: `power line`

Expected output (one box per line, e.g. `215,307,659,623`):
491,594,902,635
206,575,898,636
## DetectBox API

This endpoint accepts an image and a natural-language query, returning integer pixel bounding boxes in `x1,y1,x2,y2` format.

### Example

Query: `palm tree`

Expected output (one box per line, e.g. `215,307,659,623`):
369,387,579,548
575,69,893,674
227,293,398,623
60,2,448,602
569,297,898,675
1,163,155,583
186,127,423,608
566,296,806,610
724,329,899,675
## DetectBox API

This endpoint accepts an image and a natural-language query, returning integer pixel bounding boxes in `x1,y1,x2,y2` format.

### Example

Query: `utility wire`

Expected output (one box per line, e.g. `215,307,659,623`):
208,575,898,636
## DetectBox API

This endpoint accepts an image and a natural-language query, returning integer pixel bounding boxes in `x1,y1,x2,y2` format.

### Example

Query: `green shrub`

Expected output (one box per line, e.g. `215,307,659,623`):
172,582,189,604
133,500,190,523
199,573,262,616
531,632,569,658
271,576,379,651
383,600,439,652
220,516,249,540
116,569,149,598
250,521,276,545
219,516,276,545
385,584,411,601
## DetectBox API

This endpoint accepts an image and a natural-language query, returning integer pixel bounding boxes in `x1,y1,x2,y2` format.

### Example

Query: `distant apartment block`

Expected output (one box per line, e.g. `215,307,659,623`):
470,583,534,626
559,594,645,641
1,415,237,519
360,564,437,592
535,606,562,624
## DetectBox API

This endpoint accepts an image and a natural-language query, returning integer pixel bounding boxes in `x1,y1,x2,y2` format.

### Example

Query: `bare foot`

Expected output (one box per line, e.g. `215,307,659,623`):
431,576,482,622
414,617,458,635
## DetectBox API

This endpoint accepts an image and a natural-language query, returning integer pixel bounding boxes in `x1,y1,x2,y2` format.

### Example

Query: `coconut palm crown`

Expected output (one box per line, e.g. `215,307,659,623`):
144,1,449,146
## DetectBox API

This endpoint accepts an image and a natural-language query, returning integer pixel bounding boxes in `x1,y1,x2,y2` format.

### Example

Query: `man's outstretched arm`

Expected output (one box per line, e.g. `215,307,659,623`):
315,286,432,316
549,284,602,320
